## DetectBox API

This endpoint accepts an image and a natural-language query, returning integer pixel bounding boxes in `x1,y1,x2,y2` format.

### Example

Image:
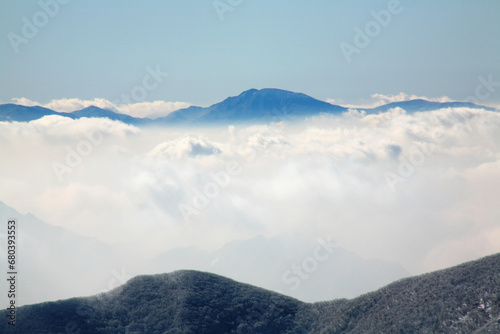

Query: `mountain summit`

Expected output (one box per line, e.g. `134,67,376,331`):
0,89,495,125
70,106,152,126
159,88,347,124
0,103,66,122
367,99,495,114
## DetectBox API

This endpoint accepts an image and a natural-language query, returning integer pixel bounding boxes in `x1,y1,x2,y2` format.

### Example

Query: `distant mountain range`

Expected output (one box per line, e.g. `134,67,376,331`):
366,99,493,114
0,202,407,306
1,89,496,125
157,88,346,125
150,235,408,302
0,201,122,306
0,104,152,126
70,106,152,126
6,252,500,333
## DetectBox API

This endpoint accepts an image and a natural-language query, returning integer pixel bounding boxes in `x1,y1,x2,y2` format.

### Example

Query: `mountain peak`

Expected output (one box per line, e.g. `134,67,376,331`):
239,88,259,95
1,91,496,125
78,105,109,111
162,88,346,124
73,105,117,114
368,99,495,113
236,88,311,99
71,105,152,125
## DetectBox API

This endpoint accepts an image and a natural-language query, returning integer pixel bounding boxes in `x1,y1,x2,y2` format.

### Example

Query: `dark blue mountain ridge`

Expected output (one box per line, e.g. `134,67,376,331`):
158,88,347,124
365,98,496,114
0,88,495,125
70,106,152,126
0,103,70,122
0,104,151,125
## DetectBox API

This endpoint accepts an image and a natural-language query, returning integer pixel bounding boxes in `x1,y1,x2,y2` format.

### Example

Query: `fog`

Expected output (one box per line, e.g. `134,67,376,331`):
1,107,499,304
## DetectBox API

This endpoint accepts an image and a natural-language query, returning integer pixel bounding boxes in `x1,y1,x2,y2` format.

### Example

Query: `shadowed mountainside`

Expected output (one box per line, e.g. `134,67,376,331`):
4,252,500,333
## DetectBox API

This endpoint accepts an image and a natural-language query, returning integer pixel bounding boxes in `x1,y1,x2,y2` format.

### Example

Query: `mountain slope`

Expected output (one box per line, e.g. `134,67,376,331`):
6,253,500,333
0,201,407,306
0,201,121,306
159,88,347,124
0,104,150,125
70,106,152,125
152,235,409,302
0,104,69,122
365,99,496,114
1,90,496,126
9,271,305,334
306,252,500,333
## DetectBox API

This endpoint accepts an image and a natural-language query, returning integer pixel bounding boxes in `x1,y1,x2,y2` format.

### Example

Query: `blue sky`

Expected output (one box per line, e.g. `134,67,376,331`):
1,0,499,108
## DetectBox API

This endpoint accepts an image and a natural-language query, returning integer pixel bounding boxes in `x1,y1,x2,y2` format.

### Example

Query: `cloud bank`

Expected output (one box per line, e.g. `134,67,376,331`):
327,92,455,109
9,97,191,118
0,107,499,303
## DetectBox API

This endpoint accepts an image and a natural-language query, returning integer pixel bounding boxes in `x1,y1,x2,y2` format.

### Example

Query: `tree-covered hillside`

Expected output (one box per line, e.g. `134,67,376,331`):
4,253,500,333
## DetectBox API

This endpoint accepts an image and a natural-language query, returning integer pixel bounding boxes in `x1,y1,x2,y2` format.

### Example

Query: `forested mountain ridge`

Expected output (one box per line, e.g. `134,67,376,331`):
4,253,500,333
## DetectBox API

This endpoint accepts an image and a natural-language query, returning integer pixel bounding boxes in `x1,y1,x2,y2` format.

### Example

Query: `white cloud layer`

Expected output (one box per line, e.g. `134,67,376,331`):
327,92,454,109
1,107,499,303
9,97,191,118
371,92,454,104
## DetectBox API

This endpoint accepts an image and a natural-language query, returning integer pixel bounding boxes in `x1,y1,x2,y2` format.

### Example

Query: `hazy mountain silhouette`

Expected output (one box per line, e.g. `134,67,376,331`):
151,235,409,302
0,201,122,306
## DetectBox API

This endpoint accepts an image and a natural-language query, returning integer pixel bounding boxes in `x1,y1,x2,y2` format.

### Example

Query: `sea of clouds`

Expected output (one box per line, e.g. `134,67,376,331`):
1,106,499,304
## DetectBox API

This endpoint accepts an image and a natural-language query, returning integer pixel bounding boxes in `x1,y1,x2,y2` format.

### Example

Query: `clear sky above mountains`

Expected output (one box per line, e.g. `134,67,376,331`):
1,0,499,108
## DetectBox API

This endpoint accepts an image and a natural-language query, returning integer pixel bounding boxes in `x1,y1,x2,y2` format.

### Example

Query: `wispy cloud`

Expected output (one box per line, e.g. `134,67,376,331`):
8,97,191,118
327,92,454,109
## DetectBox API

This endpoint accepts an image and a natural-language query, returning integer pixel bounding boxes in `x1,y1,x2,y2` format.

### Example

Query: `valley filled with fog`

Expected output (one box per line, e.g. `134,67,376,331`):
1,106,499,305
